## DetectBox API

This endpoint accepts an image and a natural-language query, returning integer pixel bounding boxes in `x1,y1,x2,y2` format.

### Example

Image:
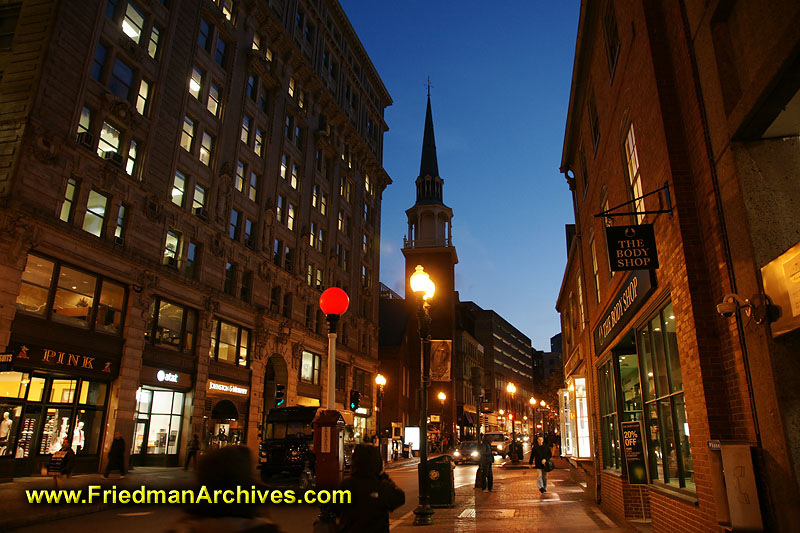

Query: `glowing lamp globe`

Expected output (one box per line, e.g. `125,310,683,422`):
319,287,350,316
409,265,435,300
375,374,386,387
506,383,516,394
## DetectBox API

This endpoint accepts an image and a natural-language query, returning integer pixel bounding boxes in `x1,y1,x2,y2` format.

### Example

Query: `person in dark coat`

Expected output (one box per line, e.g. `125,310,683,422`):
168,445,283,532
477,433,494,492
104,431,127,478
52,437,76,488
336,444,405,532
529,435,553,493
185,434,201,471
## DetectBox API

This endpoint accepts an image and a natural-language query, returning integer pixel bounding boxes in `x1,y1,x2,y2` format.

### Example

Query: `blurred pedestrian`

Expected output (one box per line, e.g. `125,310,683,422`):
185,434,201,471
334,444,405,532
169,445,283,532
104,431,127,479
477,433,493,492
529,435,553,493
50,437,75,488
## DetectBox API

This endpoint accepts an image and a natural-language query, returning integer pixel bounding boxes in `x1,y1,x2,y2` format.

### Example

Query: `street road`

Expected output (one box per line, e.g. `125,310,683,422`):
12,457,526,532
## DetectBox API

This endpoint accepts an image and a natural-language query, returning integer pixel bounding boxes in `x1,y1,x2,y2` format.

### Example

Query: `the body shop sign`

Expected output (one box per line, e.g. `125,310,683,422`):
606,224,659,271
594,270,655,355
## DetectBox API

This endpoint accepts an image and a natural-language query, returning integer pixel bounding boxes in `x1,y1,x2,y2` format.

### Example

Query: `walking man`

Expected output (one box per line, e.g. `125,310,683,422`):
529,435,552,493
478,433,494,492
185,433,201,471
104,431,127,479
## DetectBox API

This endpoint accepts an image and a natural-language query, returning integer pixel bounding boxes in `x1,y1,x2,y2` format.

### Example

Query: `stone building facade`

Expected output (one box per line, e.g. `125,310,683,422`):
0,0,390,478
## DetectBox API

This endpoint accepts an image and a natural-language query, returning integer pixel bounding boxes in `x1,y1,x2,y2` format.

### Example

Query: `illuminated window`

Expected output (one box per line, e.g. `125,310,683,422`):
241,115,251,144
122,2,145,43
287,203,296,231
209,319,249,367
235,161,245,192
60,178,78,222
180,117,195,152
97,122,120,158
248,172,258,202
625,124,644,223
136,79,150,115
189,67,203,99
207,81,221,116
199,132,214,166
171,171,185,207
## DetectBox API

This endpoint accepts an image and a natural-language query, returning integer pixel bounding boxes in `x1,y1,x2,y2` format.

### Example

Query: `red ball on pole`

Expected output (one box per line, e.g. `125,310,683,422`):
319,287,350,316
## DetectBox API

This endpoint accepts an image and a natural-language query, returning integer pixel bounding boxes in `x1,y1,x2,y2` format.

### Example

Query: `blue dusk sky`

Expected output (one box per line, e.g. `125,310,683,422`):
339,1,580,351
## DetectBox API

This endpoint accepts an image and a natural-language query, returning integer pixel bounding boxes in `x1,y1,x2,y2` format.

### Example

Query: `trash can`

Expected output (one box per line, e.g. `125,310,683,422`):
425,455,455,507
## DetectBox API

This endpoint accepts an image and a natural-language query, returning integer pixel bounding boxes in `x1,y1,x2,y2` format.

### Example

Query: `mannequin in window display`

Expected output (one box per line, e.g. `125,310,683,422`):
0,411,12,455
72,421,85,453
217,426,228,445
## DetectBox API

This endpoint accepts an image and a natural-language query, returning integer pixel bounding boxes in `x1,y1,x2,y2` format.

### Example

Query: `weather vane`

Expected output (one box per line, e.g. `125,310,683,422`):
426,76,434,96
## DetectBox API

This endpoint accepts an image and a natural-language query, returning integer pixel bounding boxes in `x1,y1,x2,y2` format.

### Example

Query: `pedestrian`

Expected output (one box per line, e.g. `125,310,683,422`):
104,431,127,479
185,433,201,471
49,437,75,488
334,444,405,532
529,435,553,493
477,433,493,492
168,445,283,532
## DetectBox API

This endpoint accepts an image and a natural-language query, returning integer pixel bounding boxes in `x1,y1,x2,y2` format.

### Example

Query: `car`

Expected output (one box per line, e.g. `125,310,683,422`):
483,432,510,458
258,406,317,482
452,441,481,464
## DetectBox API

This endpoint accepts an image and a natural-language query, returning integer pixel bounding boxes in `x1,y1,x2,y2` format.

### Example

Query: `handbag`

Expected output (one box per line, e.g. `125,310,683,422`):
545,459,555,472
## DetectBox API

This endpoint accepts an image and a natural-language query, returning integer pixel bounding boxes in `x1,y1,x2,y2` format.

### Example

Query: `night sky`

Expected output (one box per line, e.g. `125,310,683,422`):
339,1,580,350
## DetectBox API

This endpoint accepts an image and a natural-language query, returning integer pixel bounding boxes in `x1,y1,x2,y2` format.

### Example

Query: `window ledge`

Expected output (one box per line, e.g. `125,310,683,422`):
649,481,698,505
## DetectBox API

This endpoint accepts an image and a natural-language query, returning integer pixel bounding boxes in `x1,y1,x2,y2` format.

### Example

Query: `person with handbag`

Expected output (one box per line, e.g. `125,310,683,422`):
528,435,553,493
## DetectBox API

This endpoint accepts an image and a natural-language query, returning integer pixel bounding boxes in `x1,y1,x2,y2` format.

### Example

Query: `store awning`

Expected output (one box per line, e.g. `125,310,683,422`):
211,399,239,420
463,411,475,426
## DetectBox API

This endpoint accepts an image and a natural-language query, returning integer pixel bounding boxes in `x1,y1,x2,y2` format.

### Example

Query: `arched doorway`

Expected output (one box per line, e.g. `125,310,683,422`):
263,354,289,427
204,399,244,447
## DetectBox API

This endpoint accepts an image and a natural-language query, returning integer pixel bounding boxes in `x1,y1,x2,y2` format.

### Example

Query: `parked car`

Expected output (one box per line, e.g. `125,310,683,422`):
484,432,510,458
452,441,481,464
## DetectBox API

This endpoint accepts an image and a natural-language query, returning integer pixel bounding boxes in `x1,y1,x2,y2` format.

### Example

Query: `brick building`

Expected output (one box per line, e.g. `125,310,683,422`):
557,1,800,531
0,0,390,479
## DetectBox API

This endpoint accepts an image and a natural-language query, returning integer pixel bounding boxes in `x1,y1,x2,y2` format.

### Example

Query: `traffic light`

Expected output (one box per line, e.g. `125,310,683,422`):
275,384,286,407
349,389,361,410
470,367,483,397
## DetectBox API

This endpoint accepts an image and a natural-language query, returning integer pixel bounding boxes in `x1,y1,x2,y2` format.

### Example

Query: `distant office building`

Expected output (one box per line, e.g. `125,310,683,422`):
0,0,390,478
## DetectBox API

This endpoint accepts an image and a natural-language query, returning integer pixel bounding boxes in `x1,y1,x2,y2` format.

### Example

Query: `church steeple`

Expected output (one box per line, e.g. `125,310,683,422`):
405,94,454,249
415,95,444,205
419,95,439,181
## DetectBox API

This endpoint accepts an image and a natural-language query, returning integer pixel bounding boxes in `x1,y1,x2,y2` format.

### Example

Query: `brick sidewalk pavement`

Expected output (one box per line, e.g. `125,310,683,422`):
391,462,643,532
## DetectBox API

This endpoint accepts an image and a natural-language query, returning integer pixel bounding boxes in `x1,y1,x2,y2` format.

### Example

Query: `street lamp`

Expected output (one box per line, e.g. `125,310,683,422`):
410,265,435,526
437,392,446,452
319,287,349,410
375,374,386,445
506,382,518,462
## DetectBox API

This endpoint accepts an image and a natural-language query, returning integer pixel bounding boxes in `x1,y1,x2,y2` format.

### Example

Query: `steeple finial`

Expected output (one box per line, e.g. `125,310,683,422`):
426,76,434,97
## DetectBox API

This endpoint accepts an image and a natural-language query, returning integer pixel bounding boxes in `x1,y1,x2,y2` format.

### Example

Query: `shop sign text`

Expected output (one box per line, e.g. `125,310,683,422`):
157,370,179,383
594,270,655,355
606,225,659,271
207,380,248,396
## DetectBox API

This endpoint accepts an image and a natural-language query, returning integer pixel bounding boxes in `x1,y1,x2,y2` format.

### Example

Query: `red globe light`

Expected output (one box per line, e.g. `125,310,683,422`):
319,287,350,316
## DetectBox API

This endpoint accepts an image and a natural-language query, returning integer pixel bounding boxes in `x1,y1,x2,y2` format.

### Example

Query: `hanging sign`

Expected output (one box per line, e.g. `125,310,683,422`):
606,224,659,271
621,420,648,484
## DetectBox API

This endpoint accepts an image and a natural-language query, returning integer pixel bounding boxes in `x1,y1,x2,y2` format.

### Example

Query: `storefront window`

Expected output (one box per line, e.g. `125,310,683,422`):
79,381,107,406
73,409,102,454
27,377,45,401
16,257,54,316
640,302,694,490
0,371,28,398
575,377,590,457
0,404,22,456
40,406,73,454
599,361,620,469
619,353,642,421
132,387,184,457
49,379,77,403
559,389,574,456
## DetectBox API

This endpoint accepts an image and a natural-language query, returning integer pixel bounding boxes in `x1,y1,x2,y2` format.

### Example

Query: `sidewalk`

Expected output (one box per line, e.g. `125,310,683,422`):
0,467,196,531
391,457,646,533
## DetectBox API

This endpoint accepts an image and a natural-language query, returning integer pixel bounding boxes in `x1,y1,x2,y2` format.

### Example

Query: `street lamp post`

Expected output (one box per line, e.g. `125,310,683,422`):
376,373,386,451
410,265,435,527
506,383,517,462
319,288,350,410
437,392,446,451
